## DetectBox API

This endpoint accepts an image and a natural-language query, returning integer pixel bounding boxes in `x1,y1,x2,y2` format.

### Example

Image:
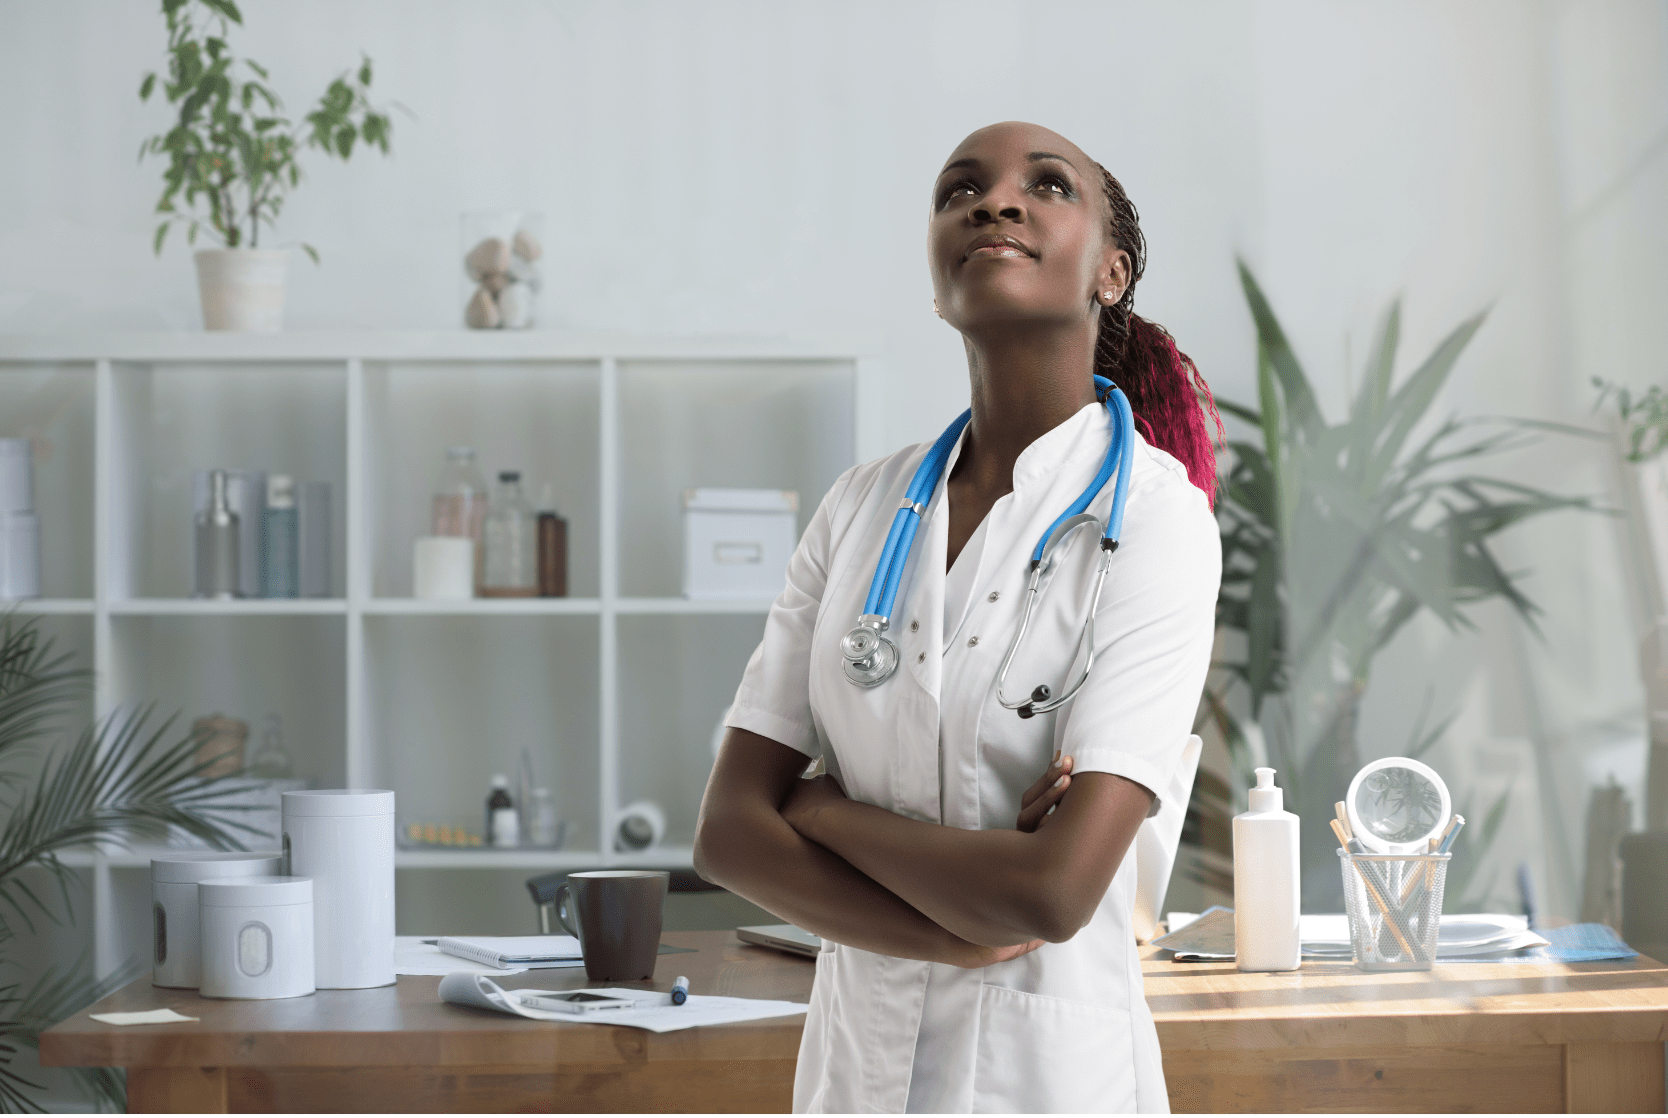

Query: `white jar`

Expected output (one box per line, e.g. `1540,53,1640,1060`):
199,876,315,1000
151,851,282,989
282,789,395,988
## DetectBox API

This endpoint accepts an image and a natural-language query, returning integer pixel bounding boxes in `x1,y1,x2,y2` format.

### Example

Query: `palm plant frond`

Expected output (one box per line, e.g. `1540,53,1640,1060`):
0,612,258,1111
0,955,139,1113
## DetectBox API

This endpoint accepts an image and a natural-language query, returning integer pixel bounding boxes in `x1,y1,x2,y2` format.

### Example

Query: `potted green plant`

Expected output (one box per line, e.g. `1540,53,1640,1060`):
1209,263,1594,909
139,0,399,331
0,615,256,1110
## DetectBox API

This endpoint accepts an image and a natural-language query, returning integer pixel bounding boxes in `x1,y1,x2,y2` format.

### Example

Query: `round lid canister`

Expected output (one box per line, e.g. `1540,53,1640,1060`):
281,789,395,817
151,851,282,884
199,876,313,907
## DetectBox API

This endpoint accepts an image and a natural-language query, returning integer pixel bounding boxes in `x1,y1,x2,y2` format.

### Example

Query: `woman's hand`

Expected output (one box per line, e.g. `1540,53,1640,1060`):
1016,752,1073,832
944,936,1047,969
781,773,848,839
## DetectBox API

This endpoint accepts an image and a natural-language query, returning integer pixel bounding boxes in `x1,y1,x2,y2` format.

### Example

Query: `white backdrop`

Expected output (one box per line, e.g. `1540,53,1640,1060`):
3,0,1667,919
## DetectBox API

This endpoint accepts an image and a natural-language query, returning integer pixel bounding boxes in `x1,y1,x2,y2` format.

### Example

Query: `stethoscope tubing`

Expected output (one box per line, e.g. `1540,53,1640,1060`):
842,376,1136,702
863,409,972,619
861,377,1130,627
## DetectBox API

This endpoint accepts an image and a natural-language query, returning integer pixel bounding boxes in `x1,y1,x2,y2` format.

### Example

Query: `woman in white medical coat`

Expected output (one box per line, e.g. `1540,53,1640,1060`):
694,121,1222,1114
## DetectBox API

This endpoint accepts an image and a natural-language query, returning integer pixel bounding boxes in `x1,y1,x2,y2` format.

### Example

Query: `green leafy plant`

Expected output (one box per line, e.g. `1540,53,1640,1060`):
138,0,400,261
1592,377,1668,464
0,615,256,1111
1211,263,1594,908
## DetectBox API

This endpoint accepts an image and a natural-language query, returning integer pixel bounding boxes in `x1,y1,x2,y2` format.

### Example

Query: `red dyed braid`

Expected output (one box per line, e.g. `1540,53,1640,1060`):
1093,164,1224,506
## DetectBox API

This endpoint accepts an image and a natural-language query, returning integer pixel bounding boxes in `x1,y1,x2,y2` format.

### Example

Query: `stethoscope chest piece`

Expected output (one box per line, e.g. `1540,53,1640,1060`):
841,616,898,688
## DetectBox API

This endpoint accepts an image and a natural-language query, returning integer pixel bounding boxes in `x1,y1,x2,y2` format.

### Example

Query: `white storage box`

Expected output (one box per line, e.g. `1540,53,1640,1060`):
198,875,315,1000
682,488,799,600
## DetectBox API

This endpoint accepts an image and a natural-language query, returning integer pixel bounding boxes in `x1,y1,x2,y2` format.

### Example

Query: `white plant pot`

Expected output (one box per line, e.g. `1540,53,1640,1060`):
194,248,289,332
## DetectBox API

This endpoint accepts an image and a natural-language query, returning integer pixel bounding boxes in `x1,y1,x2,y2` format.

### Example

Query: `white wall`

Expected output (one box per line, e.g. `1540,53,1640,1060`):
3,0,1666,920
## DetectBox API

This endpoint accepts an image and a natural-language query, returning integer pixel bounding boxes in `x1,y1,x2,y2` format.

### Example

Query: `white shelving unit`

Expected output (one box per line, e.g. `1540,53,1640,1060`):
1,331,878,971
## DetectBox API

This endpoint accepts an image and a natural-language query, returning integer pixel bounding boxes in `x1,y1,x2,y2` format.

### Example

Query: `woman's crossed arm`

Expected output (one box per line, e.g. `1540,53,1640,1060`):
695,726,1150,954
693,726,1048,967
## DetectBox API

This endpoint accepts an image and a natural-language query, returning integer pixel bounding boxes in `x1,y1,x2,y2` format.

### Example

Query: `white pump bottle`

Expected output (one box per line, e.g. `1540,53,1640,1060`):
1233,766,1300,972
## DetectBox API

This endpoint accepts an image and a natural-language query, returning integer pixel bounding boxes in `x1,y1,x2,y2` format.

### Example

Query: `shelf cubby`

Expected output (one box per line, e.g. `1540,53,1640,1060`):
364,613,601,849
362,359,601,600
106,360,347,602
617,360,856,598
107,613,347,790
0,361,95,599
616,612,771,849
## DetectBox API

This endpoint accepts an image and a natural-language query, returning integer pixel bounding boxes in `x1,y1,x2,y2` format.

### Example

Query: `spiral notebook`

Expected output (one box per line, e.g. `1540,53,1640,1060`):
437,936,584,969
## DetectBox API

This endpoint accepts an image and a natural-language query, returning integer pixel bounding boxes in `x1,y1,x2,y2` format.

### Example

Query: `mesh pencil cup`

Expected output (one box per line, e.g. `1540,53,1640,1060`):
1338,849,1449,971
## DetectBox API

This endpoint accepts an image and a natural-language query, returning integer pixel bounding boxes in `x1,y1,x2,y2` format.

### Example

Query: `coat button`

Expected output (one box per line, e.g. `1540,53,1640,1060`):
968,636,979,647
917,652,926,664
910,619,919,632
988,591,1000,602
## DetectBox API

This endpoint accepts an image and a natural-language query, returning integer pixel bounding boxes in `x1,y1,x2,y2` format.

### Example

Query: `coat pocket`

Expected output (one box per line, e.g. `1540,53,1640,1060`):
973,984,1137,1114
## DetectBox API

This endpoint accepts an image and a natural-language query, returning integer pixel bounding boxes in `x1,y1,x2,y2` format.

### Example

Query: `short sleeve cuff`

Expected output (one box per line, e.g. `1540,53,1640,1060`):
1068,750,1170,818
725,701,820,760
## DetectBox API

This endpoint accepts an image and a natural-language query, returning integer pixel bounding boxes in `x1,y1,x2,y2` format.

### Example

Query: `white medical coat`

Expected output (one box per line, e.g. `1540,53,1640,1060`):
726,400,1220,1114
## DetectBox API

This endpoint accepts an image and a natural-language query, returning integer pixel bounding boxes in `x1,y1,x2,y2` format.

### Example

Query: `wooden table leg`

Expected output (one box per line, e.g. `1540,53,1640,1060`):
127,1066,228,1113
1564,1042,1666,1113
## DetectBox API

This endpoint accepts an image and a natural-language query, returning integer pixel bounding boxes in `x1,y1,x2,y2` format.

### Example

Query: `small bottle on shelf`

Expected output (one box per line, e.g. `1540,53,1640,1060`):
193,469,240,599
432,447,490,592
250,713,293,779
262,474,299,598
482,471,537,597
487,774,519,848
529,787,559,847
536,482,568,598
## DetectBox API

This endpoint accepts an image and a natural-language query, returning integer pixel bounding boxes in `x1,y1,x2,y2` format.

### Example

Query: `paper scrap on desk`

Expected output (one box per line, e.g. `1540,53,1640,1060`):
396,936,527,976
89,1008,199,1026
437,972,807,1033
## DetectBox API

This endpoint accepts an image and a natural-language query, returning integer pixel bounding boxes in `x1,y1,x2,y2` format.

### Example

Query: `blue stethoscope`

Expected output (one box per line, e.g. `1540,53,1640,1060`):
840,375,1136,718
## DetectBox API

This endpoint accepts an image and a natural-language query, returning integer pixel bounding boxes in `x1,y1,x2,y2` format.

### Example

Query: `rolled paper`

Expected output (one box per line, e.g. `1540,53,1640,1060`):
615,800,666,853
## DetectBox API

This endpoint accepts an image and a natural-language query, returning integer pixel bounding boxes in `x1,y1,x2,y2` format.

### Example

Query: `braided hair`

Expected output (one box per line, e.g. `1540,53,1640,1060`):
1092,165,1224,506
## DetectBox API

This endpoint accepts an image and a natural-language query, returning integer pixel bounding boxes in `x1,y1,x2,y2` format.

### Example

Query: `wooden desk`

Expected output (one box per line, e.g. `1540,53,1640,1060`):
41,930,813,1113
44,934,1668,1112
1145,946,1668,1113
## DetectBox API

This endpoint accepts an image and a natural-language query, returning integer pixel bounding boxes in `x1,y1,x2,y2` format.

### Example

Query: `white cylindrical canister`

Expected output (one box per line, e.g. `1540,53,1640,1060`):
199,876,315,999
151,851,282,988
282,789,395,988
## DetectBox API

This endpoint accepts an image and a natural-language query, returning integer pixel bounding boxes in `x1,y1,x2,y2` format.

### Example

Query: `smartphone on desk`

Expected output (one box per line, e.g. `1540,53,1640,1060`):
516,990,636,1014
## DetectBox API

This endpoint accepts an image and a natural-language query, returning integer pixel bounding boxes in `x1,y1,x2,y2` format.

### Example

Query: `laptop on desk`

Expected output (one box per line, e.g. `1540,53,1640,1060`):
736,923,821,958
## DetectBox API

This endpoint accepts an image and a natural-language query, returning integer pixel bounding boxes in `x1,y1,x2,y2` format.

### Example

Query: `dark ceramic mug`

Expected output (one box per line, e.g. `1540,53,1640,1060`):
555,870,668,982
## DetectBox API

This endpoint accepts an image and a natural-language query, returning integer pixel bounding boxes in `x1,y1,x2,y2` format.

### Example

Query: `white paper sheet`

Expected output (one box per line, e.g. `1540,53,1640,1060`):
437,972,807,1033
89,1008,200,1026
395,936,527,976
